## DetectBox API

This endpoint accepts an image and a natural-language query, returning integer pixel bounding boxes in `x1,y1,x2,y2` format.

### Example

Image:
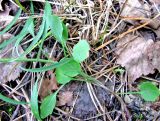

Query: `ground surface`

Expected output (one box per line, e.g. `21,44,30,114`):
0,0,160,121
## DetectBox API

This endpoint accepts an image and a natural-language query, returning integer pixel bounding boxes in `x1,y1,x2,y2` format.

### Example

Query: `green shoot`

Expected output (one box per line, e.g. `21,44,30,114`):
15,0,28,12
72,40,90,63
30,80,41,120
138,82,159,102
0,9,22,35
0,93,27,105
55,58,81,84
40,85,64,119
118,82,160,102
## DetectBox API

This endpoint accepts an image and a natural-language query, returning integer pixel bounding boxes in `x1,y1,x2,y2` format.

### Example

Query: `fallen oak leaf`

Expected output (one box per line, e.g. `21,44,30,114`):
0,33,24,83
116,34,155,81
119,0,151,25
120,0,150,18
57,91,73,106
150,0,160,4
139,17,160,30
0,4,13,29
0,0,3,11
39,71,58,99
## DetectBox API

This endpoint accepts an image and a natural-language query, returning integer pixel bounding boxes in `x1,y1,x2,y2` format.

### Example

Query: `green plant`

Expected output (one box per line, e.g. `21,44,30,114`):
0,1,92,120
121,81,160,102
29,39,90,120
114,67,125,74
0,1,158,120
138,82,159,101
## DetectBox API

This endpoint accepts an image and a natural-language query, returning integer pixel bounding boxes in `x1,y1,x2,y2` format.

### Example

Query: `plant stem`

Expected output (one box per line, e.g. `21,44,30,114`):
117,92,141,95
79,71,141,95
0,58,54,63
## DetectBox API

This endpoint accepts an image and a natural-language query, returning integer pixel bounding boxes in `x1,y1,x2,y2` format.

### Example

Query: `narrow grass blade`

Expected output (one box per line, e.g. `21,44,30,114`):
0,17,32,50
62,23,68,42
14,32,28,56
49,14,63,43
40,91,57,119
19,18,45,57
0,9,22,35
30,1,34,14
0,58,54,63
14,17,34,55
30,80,41,120
40,85,64,119
28,18,35,37
0,93,27,105
0,36,17,49
44,1,52,33
15,0,27,12
21,58,72,72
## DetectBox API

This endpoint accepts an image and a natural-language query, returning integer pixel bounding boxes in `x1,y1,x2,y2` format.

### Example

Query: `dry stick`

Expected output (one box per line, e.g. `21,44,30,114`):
82,73,128,121
87,82,101,113
111,0,128,29
10,72,30,95
12,112,30,121
10,105,20,121
84,111,116,120
68,85,81,121
89,83,104,112
38,41,58,93
2,84,25,98
16,81,30,121
87,0,96,41
55,107,80,121
95,12,160,51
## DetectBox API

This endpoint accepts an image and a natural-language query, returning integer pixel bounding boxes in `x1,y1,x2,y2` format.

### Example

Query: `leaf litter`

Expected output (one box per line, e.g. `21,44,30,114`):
116,32,160,81
57,91,73,106
0,33,23,83
0,4,13,28
0,0,3,11
39,71,58,99
1,0,160,120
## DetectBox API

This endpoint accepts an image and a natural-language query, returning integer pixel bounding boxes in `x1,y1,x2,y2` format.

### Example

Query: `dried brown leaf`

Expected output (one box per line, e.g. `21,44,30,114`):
0,0,3,11
57,91,73,106
150,0,160,4
116,34,157,81
39,71,58,99
0,33,23,83
120,0,151,24
154,27,160,38
0,4,13,28
140,16,160,30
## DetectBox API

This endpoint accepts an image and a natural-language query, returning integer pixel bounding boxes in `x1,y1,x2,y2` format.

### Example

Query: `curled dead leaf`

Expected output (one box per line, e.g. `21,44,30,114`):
116,34,160,81
120,0,151,24
140,17,160,30
150,0,160,4
153,27,160,39
0,0,2,11
39,71,58,99
0,33,24,83
120,0,150,17
0,4,13,29
57,91,73,106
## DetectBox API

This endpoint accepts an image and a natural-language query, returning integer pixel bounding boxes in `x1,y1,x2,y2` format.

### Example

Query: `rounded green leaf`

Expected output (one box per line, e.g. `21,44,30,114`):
56,68,72,84
72,40,90,63
55,58,81,84
139,82,159,101
58,58,81,77
40,92,57,119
